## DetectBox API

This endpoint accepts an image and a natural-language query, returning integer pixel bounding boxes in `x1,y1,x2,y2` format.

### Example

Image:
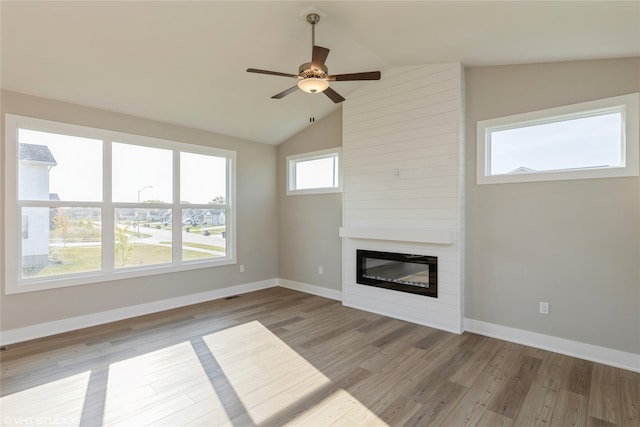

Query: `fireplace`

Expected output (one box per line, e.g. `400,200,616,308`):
356,250,437,298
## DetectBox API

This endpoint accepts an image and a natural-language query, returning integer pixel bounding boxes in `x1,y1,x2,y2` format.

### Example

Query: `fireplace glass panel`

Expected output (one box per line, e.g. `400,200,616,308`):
363,258,430,288
357,250,437,298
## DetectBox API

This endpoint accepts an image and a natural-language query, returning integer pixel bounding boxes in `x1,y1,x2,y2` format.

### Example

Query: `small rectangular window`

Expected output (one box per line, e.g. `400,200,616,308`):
477,93,639,184
287,148,342,195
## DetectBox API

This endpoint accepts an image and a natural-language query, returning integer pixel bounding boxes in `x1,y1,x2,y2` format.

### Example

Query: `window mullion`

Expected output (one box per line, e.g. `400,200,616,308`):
173,150,181,264
103,140,114,271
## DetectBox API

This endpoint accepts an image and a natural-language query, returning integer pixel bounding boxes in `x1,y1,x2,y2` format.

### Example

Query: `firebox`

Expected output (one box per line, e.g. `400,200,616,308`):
356,250,437,298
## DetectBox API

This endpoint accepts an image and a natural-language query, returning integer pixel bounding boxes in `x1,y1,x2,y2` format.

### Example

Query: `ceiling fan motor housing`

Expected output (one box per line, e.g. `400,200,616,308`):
299,63,328,78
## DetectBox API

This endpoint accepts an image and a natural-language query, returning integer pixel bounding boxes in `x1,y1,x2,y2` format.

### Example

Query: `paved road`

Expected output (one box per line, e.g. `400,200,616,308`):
134,224,226,255
52,224,226,256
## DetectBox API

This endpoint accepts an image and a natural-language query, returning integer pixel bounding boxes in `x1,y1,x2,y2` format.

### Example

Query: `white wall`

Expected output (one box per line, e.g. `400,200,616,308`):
341,64,465,333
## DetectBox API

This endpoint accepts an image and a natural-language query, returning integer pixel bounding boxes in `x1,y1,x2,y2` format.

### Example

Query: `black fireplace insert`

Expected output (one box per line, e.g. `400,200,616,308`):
356,250,437,298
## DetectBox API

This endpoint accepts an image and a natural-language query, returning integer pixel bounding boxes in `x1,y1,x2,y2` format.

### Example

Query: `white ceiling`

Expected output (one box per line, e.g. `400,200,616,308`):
2,1,639,145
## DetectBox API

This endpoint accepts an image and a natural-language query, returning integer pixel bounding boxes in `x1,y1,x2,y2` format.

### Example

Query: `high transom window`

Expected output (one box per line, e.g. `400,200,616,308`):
5,114,236,294
477,93,639,184
287,148,342,195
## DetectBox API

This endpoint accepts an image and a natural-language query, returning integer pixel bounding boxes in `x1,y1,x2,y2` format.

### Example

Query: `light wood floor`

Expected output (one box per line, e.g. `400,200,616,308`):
1,287,638,426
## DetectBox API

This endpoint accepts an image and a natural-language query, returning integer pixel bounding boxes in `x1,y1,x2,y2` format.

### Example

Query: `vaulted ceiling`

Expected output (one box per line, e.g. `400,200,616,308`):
2,1,639,145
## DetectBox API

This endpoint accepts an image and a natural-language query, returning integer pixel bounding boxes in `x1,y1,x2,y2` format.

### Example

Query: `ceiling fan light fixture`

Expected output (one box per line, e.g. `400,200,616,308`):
297,78,329,94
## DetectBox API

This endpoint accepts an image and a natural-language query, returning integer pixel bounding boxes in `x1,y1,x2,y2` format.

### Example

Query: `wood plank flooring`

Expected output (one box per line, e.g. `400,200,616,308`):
1,287,638,426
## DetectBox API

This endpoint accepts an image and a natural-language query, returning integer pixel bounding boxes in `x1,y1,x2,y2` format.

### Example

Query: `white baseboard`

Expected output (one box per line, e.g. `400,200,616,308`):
277,278,342,301
4,280,636,374
465,318,640,373
0,279,277,346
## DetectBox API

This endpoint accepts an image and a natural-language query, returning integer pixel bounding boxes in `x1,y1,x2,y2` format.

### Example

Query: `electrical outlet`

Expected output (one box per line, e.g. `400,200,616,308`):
539,301,549,315
239,264,245,273
393,169,401,177
318,266,323,275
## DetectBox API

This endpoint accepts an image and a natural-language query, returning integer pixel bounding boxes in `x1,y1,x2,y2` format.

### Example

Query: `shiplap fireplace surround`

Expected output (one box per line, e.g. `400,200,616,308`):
340,63,465,334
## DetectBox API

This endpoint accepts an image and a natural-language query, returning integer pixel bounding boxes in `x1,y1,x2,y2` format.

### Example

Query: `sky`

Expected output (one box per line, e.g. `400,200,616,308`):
490,112,623,175
295,156,338,189
19,129,227,204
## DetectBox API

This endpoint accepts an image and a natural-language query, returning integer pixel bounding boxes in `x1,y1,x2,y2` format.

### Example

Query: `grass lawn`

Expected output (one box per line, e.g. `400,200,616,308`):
31,246,103,276
24,243,223,278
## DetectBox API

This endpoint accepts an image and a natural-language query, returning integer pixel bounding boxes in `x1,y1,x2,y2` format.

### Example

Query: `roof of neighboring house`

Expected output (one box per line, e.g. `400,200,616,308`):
507,166,537,174
19,143,57,165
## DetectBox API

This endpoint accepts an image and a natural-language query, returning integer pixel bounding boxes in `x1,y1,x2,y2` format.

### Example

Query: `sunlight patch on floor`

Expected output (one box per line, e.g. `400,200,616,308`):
286,388,388,426
103,341,231,426
0,370,90,426
203,321,331,424
203,320,387,426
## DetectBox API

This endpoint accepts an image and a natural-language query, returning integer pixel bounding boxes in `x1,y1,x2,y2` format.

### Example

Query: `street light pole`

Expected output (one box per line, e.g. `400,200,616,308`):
137,186,153,238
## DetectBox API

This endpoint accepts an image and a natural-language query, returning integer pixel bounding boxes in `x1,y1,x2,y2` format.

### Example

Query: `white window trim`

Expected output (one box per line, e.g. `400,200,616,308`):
477,93,639,185
286,147,343,195
4,114,237,295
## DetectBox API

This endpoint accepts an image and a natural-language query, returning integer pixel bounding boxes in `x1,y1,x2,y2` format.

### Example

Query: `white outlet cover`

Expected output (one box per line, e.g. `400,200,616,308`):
539,301,549,315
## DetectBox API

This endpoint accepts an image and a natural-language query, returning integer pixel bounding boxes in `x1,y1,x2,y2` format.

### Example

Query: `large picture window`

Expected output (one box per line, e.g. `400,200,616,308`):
5,114,236,294
477,93,639,184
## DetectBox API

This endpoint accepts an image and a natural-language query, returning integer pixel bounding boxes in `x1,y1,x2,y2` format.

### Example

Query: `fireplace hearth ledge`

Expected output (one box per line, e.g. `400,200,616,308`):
339,227,455,245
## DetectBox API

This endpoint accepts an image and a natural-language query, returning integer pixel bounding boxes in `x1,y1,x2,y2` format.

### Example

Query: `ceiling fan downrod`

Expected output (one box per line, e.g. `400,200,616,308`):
307,13,320,49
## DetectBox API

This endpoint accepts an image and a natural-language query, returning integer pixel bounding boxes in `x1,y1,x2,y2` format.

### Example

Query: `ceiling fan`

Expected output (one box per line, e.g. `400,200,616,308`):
247,13,381,104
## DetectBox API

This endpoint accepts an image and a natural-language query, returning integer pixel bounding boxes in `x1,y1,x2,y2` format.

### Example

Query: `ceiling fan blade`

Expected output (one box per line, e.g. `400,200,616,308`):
247,68,299,79
271,86,299,99
311,46,330,69
323,87,345,104
327,71,381,81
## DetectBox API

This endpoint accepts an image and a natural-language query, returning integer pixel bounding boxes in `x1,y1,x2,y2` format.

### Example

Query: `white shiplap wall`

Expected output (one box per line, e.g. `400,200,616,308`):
341,63,465,333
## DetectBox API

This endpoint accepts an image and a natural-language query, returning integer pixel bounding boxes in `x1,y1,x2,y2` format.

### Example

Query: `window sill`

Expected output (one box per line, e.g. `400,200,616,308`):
6,257,235,295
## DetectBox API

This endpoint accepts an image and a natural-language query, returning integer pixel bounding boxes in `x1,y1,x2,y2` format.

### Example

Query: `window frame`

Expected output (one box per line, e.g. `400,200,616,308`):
476,93,639,185
4,114,236,295
286,148,343,195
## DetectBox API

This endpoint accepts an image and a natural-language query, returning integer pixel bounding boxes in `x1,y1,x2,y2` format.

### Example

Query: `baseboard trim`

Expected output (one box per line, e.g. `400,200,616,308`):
277,279,342,301
0,279,277,346
4,282,636,373
465,318,640,373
